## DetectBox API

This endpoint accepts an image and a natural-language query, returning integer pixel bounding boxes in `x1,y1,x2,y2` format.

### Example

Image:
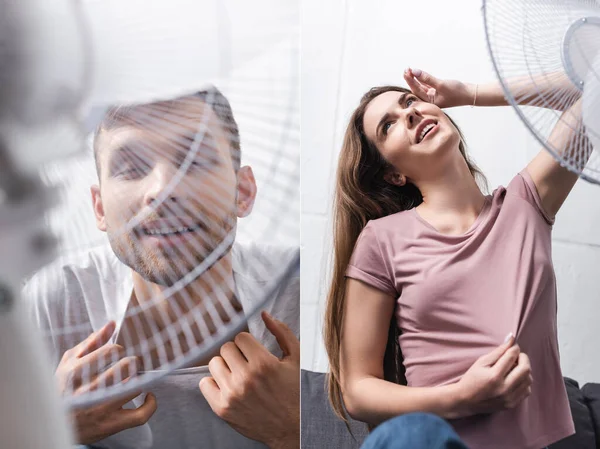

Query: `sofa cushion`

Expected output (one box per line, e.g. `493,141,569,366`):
581,382,600,449
301,369,368,449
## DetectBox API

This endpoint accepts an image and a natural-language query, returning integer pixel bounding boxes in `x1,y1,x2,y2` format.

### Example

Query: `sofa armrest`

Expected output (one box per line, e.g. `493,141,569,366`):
549,378,596,449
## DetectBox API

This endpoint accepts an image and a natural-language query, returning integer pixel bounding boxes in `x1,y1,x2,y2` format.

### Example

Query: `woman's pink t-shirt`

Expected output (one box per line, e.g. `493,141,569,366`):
346,170,575,449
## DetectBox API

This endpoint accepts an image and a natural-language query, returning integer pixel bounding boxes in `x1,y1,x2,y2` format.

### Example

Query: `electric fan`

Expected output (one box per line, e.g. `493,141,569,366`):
482,0,600,183
0,0,299,447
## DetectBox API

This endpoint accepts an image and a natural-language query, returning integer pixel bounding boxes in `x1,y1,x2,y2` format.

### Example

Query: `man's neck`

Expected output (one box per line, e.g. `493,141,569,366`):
130,251,237,320
118,250,245,368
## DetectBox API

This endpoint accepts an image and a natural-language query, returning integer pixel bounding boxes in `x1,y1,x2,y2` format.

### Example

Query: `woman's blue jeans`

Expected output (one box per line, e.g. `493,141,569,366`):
360,413,469,449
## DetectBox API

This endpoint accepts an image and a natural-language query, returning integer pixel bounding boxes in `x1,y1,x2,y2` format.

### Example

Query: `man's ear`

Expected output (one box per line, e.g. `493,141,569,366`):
90,185,107,232
383,170,407,187
236,166,257,218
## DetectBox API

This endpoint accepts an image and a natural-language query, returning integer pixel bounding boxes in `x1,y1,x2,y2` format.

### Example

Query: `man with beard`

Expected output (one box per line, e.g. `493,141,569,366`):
22,88,300,449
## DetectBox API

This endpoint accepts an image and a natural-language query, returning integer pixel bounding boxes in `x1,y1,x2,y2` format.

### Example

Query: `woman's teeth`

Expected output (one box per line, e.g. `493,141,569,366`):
419,123,436,142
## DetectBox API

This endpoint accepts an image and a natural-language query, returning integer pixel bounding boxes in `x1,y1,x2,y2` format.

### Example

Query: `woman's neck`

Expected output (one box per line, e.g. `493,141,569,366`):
414,157,486,235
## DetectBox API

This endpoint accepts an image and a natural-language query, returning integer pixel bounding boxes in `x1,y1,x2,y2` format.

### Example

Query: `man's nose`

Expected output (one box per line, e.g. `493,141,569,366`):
143,162,182,206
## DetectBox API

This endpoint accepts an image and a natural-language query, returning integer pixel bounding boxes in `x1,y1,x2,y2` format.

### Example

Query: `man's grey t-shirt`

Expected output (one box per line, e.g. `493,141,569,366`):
23,242,300,449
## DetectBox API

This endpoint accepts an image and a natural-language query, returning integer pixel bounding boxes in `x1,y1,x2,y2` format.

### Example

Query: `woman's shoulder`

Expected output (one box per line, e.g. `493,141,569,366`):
355,210,417,248
367,209,416,231
497,170,554,225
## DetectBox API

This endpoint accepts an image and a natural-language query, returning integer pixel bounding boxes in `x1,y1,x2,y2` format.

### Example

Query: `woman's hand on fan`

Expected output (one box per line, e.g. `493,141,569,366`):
54,321,157,444
200,311,300,449
453,334,533,417
403,68,474,109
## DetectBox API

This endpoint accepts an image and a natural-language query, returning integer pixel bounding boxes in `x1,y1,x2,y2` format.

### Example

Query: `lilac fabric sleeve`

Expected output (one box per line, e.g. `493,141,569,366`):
507,169,555,226
345,222,397,296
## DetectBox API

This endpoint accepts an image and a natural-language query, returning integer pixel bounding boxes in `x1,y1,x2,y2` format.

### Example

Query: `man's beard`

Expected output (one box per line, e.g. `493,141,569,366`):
107,208,236,287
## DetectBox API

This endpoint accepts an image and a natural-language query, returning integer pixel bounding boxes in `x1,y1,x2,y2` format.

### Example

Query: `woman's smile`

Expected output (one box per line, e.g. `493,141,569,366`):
416,120,439,144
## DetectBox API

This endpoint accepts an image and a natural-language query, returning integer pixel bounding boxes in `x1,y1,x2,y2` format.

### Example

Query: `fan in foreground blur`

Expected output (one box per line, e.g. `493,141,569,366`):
0,0,298,447
1,0,296,170
483,0,600,184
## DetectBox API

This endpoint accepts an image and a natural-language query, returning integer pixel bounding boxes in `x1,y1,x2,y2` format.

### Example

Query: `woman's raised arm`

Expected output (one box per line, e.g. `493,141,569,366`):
403,68,580,111
525,97,584,219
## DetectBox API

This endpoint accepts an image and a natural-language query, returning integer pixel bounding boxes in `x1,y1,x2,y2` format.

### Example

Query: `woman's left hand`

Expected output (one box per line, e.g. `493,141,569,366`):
403,68,474,109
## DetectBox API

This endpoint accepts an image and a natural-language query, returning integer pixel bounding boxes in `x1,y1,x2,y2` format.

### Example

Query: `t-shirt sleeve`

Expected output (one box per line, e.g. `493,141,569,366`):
507,169,555,226
21,264,67,368
21,269,54,330
345,222,397,296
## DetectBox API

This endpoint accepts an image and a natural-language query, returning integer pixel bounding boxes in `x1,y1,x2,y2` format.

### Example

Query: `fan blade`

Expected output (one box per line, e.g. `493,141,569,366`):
582,54,600,153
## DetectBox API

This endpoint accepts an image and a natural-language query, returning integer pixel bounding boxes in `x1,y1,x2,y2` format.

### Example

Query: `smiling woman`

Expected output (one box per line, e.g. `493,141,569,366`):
328,85,486,220
360,87,484,193
318,64,584,449
323,82,487,417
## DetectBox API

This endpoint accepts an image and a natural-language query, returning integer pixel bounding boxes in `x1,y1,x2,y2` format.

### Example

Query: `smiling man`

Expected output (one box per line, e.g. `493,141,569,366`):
23,87,300,449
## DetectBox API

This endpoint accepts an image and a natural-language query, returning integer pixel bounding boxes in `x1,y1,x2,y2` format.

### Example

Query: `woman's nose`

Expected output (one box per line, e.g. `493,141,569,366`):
405,106,422,129
406,109,416,128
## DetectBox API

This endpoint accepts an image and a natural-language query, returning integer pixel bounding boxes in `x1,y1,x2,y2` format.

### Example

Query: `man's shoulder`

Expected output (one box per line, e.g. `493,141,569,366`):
233,242,300,349
22,243,124,311
232,241,299,283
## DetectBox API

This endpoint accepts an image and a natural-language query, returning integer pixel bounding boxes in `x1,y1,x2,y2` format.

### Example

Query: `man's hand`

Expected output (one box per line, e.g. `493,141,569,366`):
199,311,300,449
55,321,157,445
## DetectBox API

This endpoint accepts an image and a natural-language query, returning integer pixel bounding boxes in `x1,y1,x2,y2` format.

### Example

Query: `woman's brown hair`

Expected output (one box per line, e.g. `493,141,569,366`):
323,85,487,423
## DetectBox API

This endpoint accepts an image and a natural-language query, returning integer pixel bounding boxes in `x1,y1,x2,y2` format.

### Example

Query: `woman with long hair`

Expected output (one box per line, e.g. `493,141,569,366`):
324,68,585,449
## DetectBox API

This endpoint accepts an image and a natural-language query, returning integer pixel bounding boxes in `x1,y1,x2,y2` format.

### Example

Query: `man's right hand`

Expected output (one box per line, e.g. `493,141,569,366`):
55,321,157,445
455,333,533,416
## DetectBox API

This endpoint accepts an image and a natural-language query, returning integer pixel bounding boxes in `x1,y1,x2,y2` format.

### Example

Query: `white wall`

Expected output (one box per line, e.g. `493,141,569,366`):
301,0,600,385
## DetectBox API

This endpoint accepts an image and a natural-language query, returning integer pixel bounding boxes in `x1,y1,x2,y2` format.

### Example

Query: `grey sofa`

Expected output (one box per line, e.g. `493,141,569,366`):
301,370,600,449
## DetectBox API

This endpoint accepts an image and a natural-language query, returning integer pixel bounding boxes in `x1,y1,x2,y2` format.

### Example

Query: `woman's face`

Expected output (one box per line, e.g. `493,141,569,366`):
362,90,460,182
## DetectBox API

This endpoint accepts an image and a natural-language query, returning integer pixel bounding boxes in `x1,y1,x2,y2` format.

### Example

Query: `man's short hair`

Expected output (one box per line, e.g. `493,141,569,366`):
92,86,241,177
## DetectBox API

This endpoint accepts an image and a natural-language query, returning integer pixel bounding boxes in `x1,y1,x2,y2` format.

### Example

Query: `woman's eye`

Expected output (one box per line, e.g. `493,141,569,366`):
383,122,392,135
406,97,416,107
